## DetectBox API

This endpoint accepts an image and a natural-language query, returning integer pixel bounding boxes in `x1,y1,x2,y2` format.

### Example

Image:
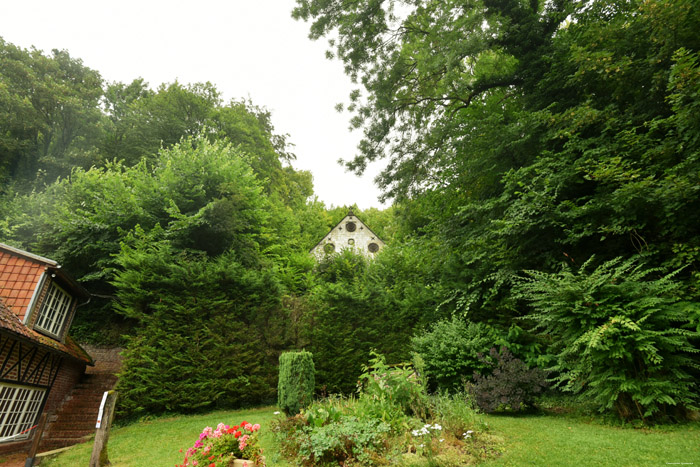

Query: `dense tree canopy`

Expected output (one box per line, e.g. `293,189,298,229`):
293,0,700,418
2,0,699,421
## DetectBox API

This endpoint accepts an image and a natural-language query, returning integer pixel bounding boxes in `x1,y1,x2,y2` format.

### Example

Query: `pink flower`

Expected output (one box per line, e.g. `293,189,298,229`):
217,423,227,431
251,424,260,432
239,434,249,451
244,423,253,431
194,440,203,449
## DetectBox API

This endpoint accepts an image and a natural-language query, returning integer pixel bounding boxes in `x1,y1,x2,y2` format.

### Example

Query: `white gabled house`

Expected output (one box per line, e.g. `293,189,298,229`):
310,210,386,260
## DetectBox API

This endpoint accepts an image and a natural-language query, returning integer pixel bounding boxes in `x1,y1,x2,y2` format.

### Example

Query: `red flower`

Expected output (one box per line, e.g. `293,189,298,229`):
209,455,215,460
240,420,248,427
227,427,235,434
209,464,216,467
234,430,242,438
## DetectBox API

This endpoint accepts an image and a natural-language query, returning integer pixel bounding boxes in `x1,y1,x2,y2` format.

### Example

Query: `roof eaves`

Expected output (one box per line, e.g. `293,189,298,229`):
0,243,58,266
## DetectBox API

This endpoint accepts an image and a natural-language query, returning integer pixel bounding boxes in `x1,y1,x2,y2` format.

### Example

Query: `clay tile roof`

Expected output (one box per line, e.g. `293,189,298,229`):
0,299,93,365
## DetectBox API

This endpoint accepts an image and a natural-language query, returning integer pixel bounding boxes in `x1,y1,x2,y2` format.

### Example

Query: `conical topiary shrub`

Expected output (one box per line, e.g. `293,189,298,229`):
278,351,315,416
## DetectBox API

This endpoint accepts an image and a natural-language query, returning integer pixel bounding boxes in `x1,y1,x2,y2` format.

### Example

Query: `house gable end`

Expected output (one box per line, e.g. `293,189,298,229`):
310,210,386,259
0,244,88,343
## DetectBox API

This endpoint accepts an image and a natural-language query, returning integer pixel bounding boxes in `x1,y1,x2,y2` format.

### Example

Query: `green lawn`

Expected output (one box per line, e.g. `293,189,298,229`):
481,413,700,467
39,406,291,467
32,406,700,466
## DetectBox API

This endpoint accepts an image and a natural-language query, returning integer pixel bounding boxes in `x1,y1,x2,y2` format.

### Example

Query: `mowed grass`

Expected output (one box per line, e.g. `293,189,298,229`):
481,412,700,466
40,406,292,467
32,405,700,466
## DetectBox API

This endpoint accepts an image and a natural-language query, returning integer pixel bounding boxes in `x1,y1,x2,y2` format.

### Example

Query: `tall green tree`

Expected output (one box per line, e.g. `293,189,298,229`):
0,38,104,187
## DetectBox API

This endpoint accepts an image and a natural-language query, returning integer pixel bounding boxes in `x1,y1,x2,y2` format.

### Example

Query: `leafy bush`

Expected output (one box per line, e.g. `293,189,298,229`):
411,317,502,392
515,256,700,421
278,351,316,416
361,352,427,412
296,416,391,466
470,347,548,413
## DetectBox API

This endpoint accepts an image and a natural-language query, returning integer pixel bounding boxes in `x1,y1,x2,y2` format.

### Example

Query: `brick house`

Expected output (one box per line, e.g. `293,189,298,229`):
0,243,92,454
310,210,386,260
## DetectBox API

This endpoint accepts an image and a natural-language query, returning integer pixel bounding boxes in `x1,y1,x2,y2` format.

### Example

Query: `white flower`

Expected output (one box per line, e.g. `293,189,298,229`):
418,444,424,448
273,411,280,415
432,423,442,431
439,439,444,443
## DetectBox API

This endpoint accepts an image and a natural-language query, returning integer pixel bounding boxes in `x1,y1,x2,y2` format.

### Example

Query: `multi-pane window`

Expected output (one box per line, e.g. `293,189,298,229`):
0,384,45,441
35,281,72,337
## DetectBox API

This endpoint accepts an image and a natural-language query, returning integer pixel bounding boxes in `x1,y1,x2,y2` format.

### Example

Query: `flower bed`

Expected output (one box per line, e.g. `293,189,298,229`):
177,421,266,467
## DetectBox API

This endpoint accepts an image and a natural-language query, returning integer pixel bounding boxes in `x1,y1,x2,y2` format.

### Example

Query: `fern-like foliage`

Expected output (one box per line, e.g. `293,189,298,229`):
515,256,700,421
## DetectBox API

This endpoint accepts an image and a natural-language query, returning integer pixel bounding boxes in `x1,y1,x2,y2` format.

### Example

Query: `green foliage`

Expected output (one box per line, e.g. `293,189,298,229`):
308,243,445,395
515,256,700,421
114,243,284,420
296,416,391,466
274,353,490,466
278,351,316,416
356,351,428,431
427,392,483,440
0,38,104,187
2,134,297,342
469,347,548,414
411,317,502,393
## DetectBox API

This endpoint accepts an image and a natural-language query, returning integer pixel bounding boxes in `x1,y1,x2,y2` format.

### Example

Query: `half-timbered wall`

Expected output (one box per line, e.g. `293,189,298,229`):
0,334,63,389
0,333,85,454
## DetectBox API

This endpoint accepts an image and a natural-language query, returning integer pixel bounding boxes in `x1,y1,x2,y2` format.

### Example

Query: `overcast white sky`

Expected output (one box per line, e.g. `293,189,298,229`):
0,0,387,209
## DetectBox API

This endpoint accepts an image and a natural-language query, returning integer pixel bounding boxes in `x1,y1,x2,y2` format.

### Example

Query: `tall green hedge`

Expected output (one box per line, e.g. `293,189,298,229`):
278,351,315,415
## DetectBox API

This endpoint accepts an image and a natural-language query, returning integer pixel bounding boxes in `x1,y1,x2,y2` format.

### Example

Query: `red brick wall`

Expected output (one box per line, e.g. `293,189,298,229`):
42,357,85,414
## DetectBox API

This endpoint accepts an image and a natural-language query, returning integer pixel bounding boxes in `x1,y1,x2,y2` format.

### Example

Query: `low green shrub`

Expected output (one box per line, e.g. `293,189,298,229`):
356,351,429,429
278,351,315,416
411,317,501,392
297,416,391,466
469,346,548,413
428,392,484,439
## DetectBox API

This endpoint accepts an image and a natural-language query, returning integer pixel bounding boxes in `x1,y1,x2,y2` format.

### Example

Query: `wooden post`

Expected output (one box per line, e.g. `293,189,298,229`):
24,412,48,467
89,391,117,467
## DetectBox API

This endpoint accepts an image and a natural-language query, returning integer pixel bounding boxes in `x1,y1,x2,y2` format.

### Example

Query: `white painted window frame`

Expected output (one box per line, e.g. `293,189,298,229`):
0,383,45,442
34,280,73,338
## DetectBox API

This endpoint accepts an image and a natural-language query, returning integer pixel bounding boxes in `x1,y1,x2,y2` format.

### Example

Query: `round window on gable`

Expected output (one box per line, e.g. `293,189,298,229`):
368,243,379,253
323,243,336,254
348,239,355,245
346,222,357,232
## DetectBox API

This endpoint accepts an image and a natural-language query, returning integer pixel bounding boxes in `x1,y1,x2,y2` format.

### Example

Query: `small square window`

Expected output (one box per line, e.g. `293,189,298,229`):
35,281,72,338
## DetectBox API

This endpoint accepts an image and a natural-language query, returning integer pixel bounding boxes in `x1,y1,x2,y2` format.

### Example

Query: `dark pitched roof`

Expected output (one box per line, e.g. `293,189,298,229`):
0,299,93,365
